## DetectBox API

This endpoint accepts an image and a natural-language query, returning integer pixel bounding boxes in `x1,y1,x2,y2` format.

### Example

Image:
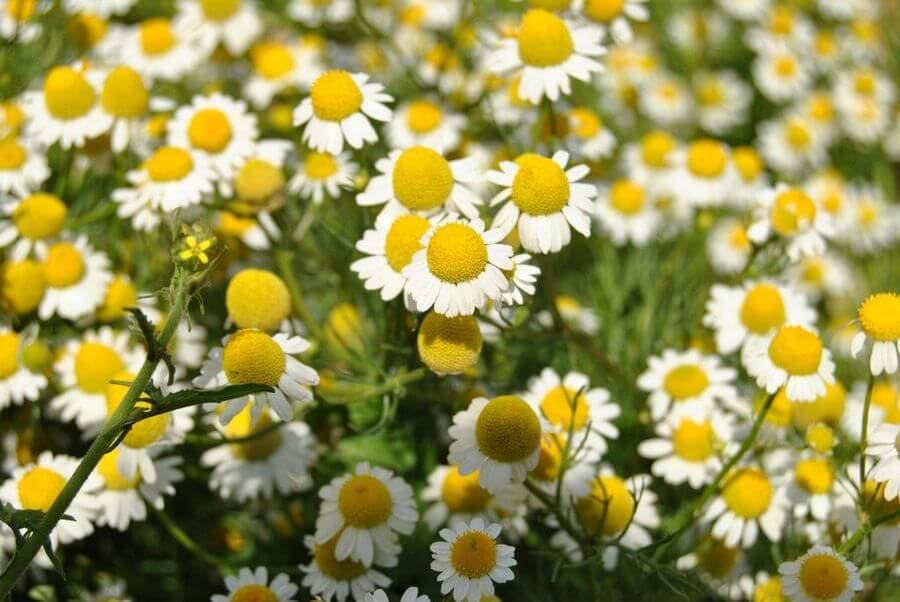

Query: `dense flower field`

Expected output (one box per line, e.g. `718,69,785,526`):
0,0,899,600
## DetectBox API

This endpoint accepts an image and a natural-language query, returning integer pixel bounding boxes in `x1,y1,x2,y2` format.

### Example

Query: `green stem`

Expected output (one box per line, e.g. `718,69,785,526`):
274,249,324,343
147,504,225,568
859,372,876,504
524,480,587,548
840,508,900,556
0,271,192,596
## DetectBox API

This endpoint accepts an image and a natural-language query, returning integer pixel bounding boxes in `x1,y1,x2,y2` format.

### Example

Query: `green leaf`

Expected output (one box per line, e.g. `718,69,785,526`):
129,384,274,421
334,431,416,473
42,539,65,581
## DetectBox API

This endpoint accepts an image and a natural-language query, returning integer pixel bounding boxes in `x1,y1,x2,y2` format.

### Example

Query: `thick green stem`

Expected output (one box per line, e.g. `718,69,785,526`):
274,249,324,343
0,271,192,596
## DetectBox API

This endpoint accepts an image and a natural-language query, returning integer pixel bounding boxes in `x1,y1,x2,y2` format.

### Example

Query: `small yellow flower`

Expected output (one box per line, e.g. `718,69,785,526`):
179,235,214,264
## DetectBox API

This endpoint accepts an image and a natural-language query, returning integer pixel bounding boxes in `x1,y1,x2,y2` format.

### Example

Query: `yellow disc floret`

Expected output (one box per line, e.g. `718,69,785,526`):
222,329,286,387
511,153,570,216
858,293,900,342
768,326,823,376
43,66,96,120
144,146,194,182
585,0,625,22
417,312,482,375
97,449,141,490
225,269,292,331
188,108,233,153
406,100,443,133
0,332,19,379
1,260,46,315
310,71,362,122
771,188,816,236
13,193,67,241
385,214,431,272
97,277,138,322
235,159,284,203
740,284,786,335
0,137,26,170
686,139,727,179
733,147,763,182
792,381,845,429
794,458,832,495
442,466,491,513
18,466,66,512
392,146,454,211
42,242,85,288
123,401,170,449
101,66,149,118
314,534,367,580
722,468,772,519
475,395,542,463
672,419,717,462
517,9,574,67
609,179,644,215
200,0,240,21
140,18,176,55
450,530,497,578
251,42,294,79
304,151,338,179
640,131,676,168
338,474,393,528
426,222,488,283
696,537,739,579
230,585,278,602
577,475,635,536
664,364,709,400
540,386,589,430
226,407,283,461
798,553,848,600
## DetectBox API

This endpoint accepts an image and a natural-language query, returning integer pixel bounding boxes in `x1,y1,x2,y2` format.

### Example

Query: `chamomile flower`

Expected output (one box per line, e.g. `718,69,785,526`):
0,192,67,260
676,535,752,600
244,40,323,109
851,293,900,376
202,404,316,501
594,178,661,247
622,130,678,196
752,47,811,104
403,215,514,317
22,64,112,149
702,465,788,548
839,98,889,145
758,114,827,177
215,210,274,250
779,546,863,602
706,218,752,275
300,531,392,602
388,98,465,153
840,186,899,255
577,0,649,45
0,327,47,409
744,324,835,402
638,348,739,421
448,395,547,493
0,0,45,41
0,451,101,565
0,258,46,316
693,71,751,134
833,67,895,114
225,138,292,207
358,146,482,219
422,465,501,530
430,518,516,602
93,447,183,531
768,450,836,521
639,74,693,127
487,150,596,254
639,406,734,489
0,135,49,197
716,0,770,21
704,280,816,356
566,106,616,161
167,94,259,183
486,9,606,104
417,311,483,376
287,0,353,26
293,70,393,155
289,150,357,205
194,328,319,424
866,422,900,500
212,566,299,602
365,588,429,602
103,18,203,83
745,4,813,52
97,66,168,153
672,139,738,208
36,235,112,321
748,184,834,261
178,0,263,57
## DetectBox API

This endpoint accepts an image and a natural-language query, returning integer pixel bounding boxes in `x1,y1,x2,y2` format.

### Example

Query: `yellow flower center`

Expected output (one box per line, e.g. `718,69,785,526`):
7,0,37,20
754,577,784,602
511,153,570,216
517,9,574,67
765,388,793,428
740,284,786,335
475,395,542,463
570,107,601,138
585,0,625,22
0,137,26,170
450,531,497,578
417,312,482,375
140,18,176,55
426,222,488,284
338,474,393,528
792,381,845,429
42,242,85,288
686,139,727,179
18,467,66,512
97,277,138,322
768,326,823,376
798,554,848,600
728,224,751,251
664,364,709,400
774,56,797,77
144,146,194,182
696,79,724,107
222,329,286,387
385,214,431,272
105,370,134,416
122,402,170,449
200,0,240,21
236,159,284,203
325,303,364,352
98,449,141,491
304,151,338,179
858,293,900,342
406,100,443,134
794,458,832,495
0,333,19,379
441,466,491,513
225,407,284,461
540,386,589,431
672,419,717,462
251,42,294,79
13,193,67,241
641,131,676,168
68,12,108,50
314,535,367,580
805,424,835,454
722,468,772,519
230,584,278,602
809,95,834,122
732,147,762,182
696,537,739,578
577,475,635,536
226,269,291,331
101,66,149,118
43,66,96,120
74,348,125,403
392,146,454,211
188,108,233,153
310,71,362,122
785,121,811,150
20,341,49,374
854,72,876,96
609,179,644,215
857,200,878,227
1,260,46,315
801,258,825,285
531,434,564,481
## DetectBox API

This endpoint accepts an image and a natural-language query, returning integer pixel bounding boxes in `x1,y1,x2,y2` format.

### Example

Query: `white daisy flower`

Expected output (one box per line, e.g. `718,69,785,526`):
671,138,739,208
0,192,67,260
639,405,734,489
744,324,836,402
830,466,900,560
702,465,788,548
487,150,596,254
293,70,393,155
768,449,837,521
666,9,728,54
287,0,353,26
637,348,739,421
621,130,679,197
358,146,482,219
577,0,649,45
866,422,900,501
716,0,770,21
639,74,694,127
35,235,112,321
851,293,900,376
0,0,45,42
703,280,816,357
675,535,752,600
315,462,417,567
448,395,547,493
566,106,616,161
758,114,827,177
178,0,263,57
244,39,323,109
364,587,429,602
779,546,863,602
817,0,870,21
0,135,49,197
212,566,299,602
289,150,357,205
193,328,319,424
524,368,620,461
202,405,317,502
487,8,606,104
97,66,174,154
488,74,537,127
838,185,900,256
0,327,47,410
594,178,662,247
833,67,896,114
839,97,890,145
387,98,465,153
64,0,135,16
748,183,834,261
300,532,391,602
22,64,112,149
422,464,516,531
167,93,259,183
752,47,811,104
694,70,752,134
224,138,292,204
99,18,203,84
430,518,516,602
0,451,102,567
744,4,813,52
403,215,514,318
93,447,183,531
706,218,753,275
